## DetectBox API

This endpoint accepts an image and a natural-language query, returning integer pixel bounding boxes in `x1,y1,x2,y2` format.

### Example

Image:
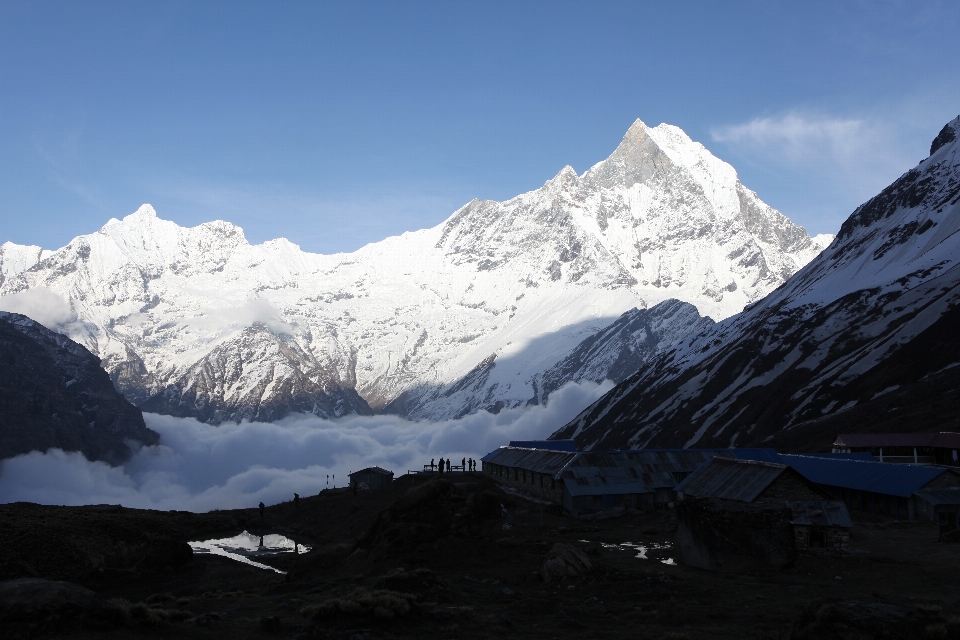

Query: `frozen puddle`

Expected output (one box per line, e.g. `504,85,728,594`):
189,531,311,574
583,540,676,564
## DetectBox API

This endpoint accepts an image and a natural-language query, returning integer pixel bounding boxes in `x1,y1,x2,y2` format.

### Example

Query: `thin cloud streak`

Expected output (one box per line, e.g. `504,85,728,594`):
709,110,927,235
711,113,872,164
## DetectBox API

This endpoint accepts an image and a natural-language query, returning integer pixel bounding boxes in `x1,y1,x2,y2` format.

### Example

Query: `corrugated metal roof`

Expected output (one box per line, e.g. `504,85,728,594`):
557,449,782,496
480,447,578,475
561,472,651,497
568,448,781,472
913,488,960,506
787,500,853,528
481,447,782,488
508,439,578,452
780,454,948,498
675,458,788,502
932,433,960,448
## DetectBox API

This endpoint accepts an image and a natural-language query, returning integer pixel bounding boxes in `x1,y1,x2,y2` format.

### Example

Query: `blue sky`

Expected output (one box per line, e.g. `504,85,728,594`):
2,1,958,254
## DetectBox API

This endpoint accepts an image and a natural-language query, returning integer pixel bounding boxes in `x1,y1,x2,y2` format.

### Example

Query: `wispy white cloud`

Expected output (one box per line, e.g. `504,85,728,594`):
184,298,295,336
711,113,874,165
708,110,931,235
0,287,75,329
0,379,612,512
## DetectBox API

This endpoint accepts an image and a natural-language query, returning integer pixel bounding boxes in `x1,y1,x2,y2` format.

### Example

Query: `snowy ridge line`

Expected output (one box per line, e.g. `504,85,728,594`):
550,115,960,452
1,119,827,423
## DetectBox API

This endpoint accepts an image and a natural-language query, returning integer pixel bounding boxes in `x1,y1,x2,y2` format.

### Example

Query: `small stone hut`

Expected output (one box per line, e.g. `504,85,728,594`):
349,467,394,490
675,458,851,561
787,500,853,551
912,488,960,538
675,457,830,506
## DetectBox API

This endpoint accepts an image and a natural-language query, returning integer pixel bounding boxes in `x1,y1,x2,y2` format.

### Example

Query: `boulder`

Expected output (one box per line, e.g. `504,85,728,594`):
540,543,593,583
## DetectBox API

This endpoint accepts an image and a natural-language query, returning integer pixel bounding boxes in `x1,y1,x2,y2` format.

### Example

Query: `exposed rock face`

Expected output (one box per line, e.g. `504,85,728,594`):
553,116,960,452
0,120,827,423
139,323,371,423
536,300,714,402
0,312,158,464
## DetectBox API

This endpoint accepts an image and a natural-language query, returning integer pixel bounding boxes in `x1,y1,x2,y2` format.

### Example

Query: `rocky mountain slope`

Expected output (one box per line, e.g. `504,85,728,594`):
552,116,960,452
0,312,158,464
0,120,828,423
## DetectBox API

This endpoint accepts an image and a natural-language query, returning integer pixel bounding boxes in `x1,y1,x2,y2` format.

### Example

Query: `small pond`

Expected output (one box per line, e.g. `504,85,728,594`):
582,540,677,565
189,531,311,574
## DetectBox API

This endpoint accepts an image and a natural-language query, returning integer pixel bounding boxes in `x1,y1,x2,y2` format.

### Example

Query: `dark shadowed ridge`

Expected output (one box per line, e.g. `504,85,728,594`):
552,115,960,453
0,312,158,464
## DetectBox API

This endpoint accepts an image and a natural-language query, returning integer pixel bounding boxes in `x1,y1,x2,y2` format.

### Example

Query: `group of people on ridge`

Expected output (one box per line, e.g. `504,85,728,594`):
428,457,477,473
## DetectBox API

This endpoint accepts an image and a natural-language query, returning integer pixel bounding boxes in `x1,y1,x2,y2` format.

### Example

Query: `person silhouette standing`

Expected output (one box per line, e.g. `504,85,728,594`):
439,458,445,474
430,458,435,472
259,501,265,520
294,493,300,510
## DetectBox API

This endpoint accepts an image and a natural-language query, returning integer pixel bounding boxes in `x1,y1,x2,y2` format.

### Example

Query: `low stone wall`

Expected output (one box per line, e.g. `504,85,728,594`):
793,526,849,551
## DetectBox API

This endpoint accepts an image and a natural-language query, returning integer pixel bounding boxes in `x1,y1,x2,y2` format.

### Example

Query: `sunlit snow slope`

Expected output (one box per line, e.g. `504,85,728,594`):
553,116,960,452
0,120,828,422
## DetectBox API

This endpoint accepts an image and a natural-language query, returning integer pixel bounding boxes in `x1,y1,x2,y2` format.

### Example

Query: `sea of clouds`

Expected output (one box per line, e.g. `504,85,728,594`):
0,379,612,512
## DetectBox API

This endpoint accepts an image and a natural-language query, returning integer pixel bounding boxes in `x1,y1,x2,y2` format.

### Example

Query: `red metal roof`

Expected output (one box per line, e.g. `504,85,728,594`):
932,433,960,449
834,433,938,448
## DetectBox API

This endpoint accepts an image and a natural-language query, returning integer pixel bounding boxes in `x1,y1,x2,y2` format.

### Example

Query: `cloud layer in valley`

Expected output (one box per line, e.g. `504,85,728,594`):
0,379,612,512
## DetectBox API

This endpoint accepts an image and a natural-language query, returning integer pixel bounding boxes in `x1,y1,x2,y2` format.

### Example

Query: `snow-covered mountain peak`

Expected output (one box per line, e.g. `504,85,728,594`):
755,113,960,313
554,115,960,453
1,118,831,423
0,242,53,283
129,203,158,220
930,116,959,156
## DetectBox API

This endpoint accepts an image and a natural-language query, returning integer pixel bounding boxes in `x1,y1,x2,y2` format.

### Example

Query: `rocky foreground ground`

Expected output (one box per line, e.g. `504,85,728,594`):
2,473,960,639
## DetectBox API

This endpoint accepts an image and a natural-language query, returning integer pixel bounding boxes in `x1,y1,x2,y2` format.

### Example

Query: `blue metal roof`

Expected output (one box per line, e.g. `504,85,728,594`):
779,454,948,498
508,439,578,452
